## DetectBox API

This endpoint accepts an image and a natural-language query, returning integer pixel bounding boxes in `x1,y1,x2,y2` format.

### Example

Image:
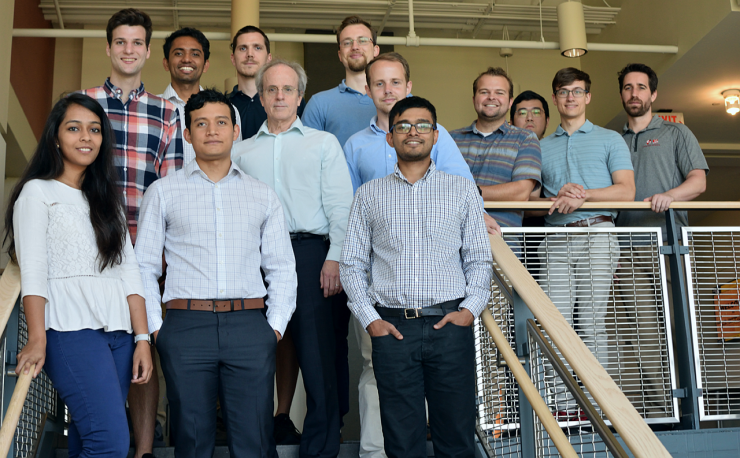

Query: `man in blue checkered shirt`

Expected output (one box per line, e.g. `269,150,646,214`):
340,96,493,458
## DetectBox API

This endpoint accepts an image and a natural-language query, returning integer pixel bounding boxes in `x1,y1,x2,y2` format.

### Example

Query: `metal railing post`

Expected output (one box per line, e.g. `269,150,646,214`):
513,290,537,457
663,209,701,429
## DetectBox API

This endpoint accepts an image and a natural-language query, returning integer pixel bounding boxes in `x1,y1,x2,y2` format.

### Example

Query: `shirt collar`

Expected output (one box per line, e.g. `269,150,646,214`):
104,78,145,101
229,85,259,101
161,83,204,105
370,116,387,135
554,119,593,136
338,79,364,94
470,120,510,136
185,157,243,182
393,160,437,185
622,114,664,134
256,116,305,138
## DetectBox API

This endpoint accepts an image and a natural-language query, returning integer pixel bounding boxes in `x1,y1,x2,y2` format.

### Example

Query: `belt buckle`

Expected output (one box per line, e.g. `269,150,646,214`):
212,300,218,313
404,308,420,319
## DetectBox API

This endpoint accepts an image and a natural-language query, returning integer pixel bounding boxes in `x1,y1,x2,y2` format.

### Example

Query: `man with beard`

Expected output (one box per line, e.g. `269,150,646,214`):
615,63,707,415
301,16,380,436
340,96,493,458
450,67,542,230
161,27,242,164
228,25,305,140
302,15,379,146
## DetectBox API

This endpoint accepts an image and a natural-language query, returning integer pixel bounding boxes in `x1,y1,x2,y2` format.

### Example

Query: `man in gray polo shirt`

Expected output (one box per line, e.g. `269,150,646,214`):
536,68,635,415
615,63,708,414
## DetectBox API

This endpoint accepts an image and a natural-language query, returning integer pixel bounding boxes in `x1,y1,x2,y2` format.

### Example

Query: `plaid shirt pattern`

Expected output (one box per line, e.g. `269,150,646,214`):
82,79,183,243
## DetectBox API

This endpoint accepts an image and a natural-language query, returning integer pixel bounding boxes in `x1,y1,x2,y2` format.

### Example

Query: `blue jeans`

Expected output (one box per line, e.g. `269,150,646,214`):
372,312,476,458
45,329,134,458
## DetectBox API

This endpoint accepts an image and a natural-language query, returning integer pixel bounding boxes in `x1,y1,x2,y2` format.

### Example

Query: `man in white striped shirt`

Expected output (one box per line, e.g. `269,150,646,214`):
136,89,296,458
340,96,493,458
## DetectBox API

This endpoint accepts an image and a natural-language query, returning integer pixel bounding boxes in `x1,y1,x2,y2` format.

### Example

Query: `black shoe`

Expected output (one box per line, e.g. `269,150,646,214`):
141,454,155,458
274,413,302,445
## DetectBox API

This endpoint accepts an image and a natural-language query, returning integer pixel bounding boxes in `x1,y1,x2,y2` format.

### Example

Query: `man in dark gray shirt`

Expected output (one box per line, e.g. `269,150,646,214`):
615,63,708,415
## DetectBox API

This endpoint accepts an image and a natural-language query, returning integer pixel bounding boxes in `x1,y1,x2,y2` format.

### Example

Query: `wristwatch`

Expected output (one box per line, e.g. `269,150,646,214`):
134,333,152,345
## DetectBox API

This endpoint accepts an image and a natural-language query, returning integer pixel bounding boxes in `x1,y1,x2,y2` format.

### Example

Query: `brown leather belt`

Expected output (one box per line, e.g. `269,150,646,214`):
166,298,264,312
565,215,613,228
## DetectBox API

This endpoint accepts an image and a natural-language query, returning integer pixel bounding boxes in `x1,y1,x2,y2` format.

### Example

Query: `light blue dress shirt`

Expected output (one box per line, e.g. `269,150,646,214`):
233,117,354,262
302,80,377,147
343,116,476,193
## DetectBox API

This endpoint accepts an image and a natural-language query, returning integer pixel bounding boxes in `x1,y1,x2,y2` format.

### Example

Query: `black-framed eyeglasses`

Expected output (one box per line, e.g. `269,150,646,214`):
390,122,435,134
555,88,589,98
515,108,543,118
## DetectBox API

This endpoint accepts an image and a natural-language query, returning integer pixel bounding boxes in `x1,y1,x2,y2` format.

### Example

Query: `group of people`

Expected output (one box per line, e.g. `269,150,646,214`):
3,6,709,458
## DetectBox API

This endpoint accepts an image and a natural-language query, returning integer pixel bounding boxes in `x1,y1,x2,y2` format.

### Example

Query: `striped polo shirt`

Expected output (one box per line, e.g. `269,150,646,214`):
540,120,633,226
450,121,542,227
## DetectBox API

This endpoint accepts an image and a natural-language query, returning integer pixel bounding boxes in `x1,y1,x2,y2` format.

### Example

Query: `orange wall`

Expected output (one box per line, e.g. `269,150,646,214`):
10,0,55,140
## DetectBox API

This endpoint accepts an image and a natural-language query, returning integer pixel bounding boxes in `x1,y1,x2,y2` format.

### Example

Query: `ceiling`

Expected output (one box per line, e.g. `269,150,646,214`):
38,0,621,38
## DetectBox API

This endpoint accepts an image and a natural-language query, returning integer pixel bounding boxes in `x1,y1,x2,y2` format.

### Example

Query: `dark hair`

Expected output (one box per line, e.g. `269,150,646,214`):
337,16,377,47
552,67,591,93
184,88,236,130
365,52,410,84
4,94,126,271
164,27,210,61
389,96,437,128
473,67,514,98
231,25,270,54
106,8,152,46
511,90,550,121
617,63,658,93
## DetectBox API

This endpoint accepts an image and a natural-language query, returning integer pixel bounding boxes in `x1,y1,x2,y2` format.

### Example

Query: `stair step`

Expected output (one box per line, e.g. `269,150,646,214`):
55,441,438,457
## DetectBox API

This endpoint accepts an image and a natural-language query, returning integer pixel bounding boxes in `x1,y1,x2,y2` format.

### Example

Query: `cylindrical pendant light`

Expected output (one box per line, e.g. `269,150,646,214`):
558,1,588,58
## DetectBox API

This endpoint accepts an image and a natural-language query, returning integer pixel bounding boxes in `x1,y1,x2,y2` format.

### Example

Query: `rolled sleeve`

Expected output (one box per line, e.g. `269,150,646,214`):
14,195,50,301
120,231,145,298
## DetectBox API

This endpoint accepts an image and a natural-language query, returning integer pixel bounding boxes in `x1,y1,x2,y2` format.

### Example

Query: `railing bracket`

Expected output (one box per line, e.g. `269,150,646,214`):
673,388,687,398
660,245,689,255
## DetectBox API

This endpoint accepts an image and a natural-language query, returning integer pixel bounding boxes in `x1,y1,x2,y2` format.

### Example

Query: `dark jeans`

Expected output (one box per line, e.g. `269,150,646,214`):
156,309,277,458
290,236,341,458
372,312,476,458
45,329,133,458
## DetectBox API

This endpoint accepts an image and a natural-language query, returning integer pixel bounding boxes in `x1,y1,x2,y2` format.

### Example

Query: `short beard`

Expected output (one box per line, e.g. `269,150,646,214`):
347,57,368,73
623,98,651,117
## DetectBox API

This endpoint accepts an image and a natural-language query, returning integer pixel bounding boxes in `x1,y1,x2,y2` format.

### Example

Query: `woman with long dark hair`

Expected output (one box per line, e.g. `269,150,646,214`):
3,93,152,457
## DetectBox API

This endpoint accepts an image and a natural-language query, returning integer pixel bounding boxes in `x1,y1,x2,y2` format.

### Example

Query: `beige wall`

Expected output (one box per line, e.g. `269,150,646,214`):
79,37,305,96
398,45,574,137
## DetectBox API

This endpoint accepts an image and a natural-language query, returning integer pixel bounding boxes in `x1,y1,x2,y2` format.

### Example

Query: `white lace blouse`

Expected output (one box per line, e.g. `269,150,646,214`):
13,179,145,333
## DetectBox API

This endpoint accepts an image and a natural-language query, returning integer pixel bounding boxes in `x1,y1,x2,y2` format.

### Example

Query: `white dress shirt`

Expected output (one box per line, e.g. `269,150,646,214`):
232,117,354,262
159,84,243,165
135,159,297,335
14,179,144,332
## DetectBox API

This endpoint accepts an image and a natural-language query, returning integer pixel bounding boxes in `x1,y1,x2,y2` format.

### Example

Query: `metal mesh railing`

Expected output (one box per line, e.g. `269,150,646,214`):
14,303,58,457
475,266,522,457
683,227,740,420
474,227,678,457
528,322,614,457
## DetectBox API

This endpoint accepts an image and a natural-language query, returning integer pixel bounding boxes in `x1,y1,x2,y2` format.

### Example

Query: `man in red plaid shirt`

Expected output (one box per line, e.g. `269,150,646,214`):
81,9,182,458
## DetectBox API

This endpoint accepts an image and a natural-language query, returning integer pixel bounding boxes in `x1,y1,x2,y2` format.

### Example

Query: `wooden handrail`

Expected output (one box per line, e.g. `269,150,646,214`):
488,234,672,458
0,262,21,337
0,364,35,455
479,309,578,458
484,201,740,210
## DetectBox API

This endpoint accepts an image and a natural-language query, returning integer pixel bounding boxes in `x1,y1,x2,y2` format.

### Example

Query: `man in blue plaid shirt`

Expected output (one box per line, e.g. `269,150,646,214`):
340,96,493,458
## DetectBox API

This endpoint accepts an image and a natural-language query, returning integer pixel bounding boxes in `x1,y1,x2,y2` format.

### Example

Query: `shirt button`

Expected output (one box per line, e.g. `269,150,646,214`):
218,233,223,238
215,184,219,188
123,167,127,171
217,208,221,211
220,289,224,293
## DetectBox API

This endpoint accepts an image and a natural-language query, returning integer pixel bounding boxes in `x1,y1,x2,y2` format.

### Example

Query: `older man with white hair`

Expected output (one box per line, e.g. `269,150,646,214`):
233,59,353,458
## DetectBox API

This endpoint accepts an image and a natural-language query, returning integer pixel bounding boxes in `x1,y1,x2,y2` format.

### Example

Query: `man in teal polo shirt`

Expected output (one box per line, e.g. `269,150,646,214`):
536,67,635,415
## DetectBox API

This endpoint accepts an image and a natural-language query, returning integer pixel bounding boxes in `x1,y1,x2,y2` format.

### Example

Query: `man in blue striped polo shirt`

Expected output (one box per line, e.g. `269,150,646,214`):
450,67,542,229
536,68,635,414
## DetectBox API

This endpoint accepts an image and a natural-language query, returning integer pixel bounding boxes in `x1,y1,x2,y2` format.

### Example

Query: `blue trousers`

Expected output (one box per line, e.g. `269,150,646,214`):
372,313,476,458
45,329,134,458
